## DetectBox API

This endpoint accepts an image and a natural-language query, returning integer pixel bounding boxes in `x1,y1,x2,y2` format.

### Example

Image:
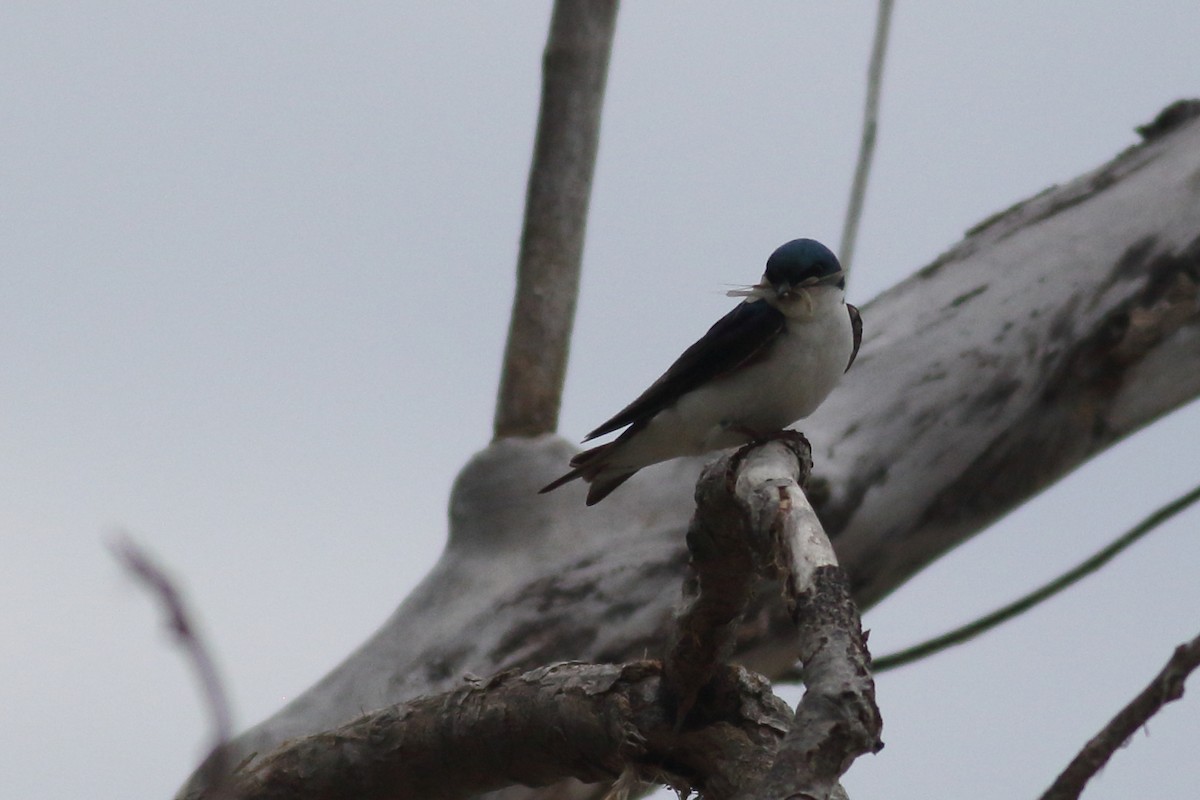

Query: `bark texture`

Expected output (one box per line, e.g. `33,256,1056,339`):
182,104,1200,798
180,662,790,800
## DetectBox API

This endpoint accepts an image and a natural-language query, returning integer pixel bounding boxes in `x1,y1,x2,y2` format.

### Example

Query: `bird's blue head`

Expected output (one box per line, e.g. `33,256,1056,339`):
764,238,844,292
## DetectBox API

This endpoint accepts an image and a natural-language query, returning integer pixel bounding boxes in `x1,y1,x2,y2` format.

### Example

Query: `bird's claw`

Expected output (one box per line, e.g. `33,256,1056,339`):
724,428,813,483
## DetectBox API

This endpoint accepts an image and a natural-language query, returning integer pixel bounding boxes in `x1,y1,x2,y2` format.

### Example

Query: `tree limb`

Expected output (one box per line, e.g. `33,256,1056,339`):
183,440,878,800
493,0,619,439
719,442,881,799
1039,633,1200,800
181,661,791,800
181,104,1200,800
665,438,815,724
666,435,883,797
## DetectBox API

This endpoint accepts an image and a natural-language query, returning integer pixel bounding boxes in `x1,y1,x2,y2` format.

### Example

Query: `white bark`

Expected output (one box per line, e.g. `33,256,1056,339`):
181,106,1200,798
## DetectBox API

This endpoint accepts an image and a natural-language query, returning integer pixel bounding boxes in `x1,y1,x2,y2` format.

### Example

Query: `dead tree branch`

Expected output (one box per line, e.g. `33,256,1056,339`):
1039,633,1200,800
668,438,881,797
664,439,815,723
181,103,1200,800
181,440,878,800
493,0,619,439
181,662,791,800
724,442,882,799
111,535,235,795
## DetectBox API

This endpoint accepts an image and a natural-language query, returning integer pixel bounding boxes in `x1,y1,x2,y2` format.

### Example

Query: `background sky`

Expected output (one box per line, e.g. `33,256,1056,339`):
2,3,1198,799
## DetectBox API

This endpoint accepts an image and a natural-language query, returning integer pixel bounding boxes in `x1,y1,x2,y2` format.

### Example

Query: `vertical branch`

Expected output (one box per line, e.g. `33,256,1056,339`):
493,0,620,440
666,439,881,798
838,0,894,272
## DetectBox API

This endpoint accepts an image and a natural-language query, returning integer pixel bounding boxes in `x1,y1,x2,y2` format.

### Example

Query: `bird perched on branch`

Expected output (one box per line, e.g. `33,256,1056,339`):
541,238,862,505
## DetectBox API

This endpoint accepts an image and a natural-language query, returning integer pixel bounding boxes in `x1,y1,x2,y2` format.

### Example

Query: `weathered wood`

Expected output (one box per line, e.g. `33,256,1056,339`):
182,105,1200,799
180,662,790,800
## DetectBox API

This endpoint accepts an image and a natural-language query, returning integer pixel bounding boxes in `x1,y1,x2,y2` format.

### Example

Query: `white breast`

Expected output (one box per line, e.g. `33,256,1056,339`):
607,288,853,471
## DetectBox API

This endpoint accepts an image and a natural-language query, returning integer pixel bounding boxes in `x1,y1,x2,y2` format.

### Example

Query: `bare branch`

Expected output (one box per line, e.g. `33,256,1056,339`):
110,534,235,794
179,440,876,800
180,106,1200,800
746,565,880,800
181,662,791,800
724,445,882,799
1039,633,1200,800
665,438,881,797
494,0,619,439
838,0,894,271
867,481,1200,672
665,437,813,723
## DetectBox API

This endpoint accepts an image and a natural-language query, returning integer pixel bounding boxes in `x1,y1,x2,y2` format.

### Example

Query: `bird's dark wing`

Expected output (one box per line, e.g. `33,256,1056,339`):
584,299,786,441
846,303,862,372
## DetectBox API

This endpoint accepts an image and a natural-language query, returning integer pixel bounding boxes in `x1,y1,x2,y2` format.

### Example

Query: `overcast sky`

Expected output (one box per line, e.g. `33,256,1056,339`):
3,3,1199,799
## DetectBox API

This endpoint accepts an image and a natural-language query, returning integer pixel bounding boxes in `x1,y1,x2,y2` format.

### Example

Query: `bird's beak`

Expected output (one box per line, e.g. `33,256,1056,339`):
771,281,817,313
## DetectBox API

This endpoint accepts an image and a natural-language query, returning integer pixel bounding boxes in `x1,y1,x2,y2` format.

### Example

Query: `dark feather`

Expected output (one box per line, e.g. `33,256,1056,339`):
538,422,649,498
845,304,863,372
585,471,637,505
537,441,609,494
538,467,584,495
583,299,786,441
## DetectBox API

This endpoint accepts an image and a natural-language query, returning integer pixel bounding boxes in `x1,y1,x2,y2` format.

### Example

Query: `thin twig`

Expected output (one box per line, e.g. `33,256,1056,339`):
110,534,234,793
493,0,619,439
1039,633,1200,800
869,482,1200,672
838,0,894,272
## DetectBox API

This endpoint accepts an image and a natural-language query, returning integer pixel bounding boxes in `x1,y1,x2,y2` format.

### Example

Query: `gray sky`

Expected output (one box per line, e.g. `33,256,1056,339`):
2,3,1198,798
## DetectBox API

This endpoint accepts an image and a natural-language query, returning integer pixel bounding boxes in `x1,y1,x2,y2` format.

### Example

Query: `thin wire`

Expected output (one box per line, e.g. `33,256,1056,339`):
839,0,895,273
872,482,1200,673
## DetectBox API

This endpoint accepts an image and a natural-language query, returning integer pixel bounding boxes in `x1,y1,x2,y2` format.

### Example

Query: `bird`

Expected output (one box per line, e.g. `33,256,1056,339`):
540,238,862,506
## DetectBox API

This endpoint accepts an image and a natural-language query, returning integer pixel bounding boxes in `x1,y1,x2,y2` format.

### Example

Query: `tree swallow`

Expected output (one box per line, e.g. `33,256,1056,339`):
541,238,862,506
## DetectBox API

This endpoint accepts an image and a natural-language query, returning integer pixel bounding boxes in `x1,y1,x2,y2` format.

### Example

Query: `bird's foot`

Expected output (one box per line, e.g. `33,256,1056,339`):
727,428,813,483
731,426,810,451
